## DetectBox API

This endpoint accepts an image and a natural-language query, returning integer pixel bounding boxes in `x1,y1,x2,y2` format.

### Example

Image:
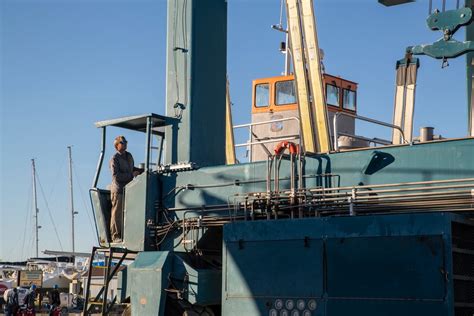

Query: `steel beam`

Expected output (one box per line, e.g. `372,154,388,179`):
165,0,227,167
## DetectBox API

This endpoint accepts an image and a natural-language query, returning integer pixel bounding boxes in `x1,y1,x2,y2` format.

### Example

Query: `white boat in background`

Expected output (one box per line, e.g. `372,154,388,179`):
0,267,21,297
25,258,88,289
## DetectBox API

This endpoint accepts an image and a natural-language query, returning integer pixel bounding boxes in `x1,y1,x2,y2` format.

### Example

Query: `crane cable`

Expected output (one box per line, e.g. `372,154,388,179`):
35,170,64,251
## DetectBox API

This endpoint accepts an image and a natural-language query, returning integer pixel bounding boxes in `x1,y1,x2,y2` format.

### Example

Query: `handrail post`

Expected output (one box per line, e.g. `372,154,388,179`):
233,117,301,162
334,111,408,147
333,113,340,151
145,116,152,171
249,124,253,162
92,127,106,188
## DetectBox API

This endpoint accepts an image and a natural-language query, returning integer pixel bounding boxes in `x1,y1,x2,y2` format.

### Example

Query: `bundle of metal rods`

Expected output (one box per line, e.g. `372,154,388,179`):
156,178,474,248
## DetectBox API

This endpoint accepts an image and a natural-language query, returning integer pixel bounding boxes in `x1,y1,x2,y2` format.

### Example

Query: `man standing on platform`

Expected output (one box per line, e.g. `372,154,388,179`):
109,136,142,243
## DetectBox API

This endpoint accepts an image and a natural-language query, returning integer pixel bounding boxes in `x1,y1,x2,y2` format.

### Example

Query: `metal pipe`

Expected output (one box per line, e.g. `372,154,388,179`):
235,136,300,148
306,177,474,193
338,132,392,146
289,154,295,217
274,156,279,194
208,174,474,194
252,183,474,206
333,112,339,151
290,153,295,195
101,249,113,315
92,127,106,188
285,29,290,75
145,116,152,171
277,195,473,214
83,246,96,315
68,146,76,255
297,152,305,218
166,194,472,228
285,181,474,198
280,195,473,208
298,153,303,190
276,187,473,203
355,199,472,208
166,191,472,219
272,155,279,219
333,111,408,151
266,156,273,195
249,184,474,202
32,159,39,258
234,117,301,162
304,189,472,203
88,189,101,247
356,196,472,206
277,195,473,211
158,135,164,168
351,189,472,201
249,124,253,162
168,178,474,211
233,116,300,129
348,197,354,215
340,182,474,196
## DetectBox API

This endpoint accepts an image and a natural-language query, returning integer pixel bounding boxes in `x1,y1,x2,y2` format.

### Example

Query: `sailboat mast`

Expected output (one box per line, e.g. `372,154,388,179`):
31,159,39,258
68,146,75,253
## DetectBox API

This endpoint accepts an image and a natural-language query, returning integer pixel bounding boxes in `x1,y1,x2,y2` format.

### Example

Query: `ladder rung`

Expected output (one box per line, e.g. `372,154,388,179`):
452,247,474,255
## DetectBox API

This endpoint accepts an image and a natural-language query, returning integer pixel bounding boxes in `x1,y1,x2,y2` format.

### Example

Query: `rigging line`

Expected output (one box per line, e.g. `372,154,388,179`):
35,170,64,251
20,181,33,260
47,154,67,201
71,162,97,243
26,225,35,259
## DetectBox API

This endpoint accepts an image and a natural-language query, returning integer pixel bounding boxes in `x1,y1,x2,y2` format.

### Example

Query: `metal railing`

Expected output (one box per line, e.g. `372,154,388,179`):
333,112,407,151
233,117,301,162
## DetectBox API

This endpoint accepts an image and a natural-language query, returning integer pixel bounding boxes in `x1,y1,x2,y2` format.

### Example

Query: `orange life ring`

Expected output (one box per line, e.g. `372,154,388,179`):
274,141,299,155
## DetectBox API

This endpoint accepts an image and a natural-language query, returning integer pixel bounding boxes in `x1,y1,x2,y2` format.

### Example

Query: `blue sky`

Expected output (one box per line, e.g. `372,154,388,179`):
0,0,467,261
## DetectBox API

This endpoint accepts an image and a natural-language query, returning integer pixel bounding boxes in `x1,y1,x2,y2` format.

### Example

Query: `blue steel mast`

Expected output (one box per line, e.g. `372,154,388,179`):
165,0,228,168
466,0,474,135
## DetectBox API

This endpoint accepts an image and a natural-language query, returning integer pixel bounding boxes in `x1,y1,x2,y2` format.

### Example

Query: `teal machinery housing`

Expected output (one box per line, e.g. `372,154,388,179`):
85,1,474,315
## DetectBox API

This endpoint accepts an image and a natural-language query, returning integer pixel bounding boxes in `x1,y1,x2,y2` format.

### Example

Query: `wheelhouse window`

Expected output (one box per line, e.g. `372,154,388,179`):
275,80,296,105
343,89,356,111
255,83,270,107
326,84,339,107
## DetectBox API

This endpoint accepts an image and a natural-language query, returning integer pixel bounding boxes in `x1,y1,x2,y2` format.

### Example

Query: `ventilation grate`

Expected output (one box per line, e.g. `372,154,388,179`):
452,222,474,316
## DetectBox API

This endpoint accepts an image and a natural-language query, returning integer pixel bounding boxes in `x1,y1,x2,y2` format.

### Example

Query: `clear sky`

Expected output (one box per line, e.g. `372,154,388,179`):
0,0,468,261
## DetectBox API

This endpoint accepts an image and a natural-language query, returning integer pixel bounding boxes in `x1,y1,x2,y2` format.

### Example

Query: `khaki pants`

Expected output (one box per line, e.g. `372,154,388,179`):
110,192,124,241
